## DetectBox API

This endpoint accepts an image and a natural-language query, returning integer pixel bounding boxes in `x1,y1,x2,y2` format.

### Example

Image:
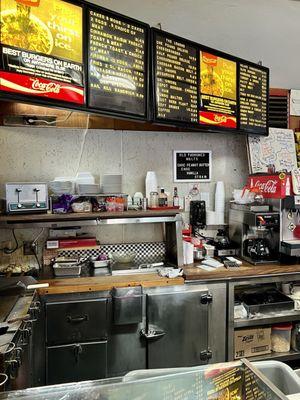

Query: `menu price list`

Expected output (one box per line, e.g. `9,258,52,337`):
154,32,198,124
239,63,268,132
88,10,147,116
156,78,198,123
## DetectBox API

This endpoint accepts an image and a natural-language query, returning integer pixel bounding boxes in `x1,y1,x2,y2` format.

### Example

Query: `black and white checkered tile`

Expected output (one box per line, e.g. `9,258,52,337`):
59,241,166,262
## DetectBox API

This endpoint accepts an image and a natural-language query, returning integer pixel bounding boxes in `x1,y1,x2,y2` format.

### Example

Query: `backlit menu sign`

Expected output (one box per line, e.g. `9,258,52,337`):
154,31,197,123
152,28,269,135
199,51,237,129
239,63,268,133
88,8,148,118
0,0,84,104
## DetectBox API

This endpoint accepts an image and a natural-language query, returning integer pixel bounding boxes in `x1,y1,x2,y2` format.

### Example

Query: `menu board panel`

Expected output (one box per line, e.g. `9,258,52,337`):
88,8,147,117
199,51,237,128
0,0,84,104
152,28,269,135
154,31,198,124
239,63,268,132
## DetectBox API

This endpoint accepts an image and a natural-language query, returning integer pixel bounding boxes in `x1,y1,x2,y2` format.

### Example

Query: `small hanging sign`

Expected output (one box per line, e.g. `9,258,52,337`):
173,150,212,182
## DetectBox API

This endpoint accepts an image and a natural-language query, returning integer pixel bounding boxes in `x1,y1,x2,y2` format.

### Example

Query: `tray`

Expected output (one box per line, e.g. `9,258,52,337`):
53,263,81,277
237,288,294,315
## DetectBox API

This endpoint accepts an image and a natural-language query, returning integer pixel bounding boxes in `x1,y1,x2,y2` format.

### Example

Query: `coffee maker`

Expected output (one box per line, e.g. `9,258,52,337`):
229,203,280,264
276,196,300,257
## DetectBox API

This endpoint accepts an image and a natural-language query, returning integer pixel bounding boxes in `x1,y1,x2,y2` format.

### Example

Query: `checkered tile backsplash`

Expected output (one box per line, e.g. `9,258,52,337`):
59,242,166,263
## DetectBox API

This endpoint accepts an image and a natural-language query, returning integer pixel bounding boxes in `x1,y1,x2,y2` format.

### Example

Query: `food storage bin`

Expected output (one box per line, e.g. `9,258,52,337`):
271,323,292,353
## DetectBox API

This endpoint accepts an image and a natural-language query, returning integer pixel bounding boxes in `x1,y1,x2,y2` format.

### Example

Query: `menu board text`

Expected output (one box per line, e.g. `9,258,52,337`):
239,63,268,132
88,10,146,116
155,33,198,123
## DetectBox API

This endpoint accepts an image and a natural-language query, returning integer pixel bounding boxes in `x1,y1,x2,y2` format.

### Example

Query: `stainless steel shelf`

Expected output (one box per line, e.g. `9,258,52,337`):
248,350,300,362
0,211,182,229
234,311,300,328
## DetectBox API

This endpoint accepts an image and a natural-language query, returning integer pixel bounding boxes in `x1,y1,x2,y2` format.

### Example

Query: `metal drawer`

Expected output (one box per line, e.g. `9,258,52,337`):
46,298,108,345
46,341,107,385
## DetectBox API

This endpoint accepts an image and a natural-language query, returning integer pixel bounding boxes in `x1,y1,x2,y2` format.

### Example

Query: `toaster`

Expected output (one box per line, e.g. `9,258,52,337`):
6,182,48,214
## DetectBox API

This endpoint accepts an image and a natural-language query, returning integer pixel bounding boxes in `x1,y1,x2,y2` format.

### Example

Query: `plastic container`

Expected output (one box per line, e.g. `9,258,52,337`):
271,323,292,353
145,171,158,201
292,323,300,351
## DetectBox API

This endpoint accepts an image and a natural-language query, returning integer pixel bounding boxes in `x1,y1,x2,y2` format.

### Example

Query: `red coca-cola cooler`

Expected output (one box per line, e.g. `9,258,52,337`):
246,173,291,199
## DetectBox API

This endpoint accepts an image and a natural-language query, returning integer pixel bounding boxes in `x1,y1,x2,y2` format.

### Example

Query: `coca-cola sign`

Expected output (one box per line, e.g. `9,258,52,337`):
247,174,291,199
252,179,278,194
30,78,61,94
0,71,84,104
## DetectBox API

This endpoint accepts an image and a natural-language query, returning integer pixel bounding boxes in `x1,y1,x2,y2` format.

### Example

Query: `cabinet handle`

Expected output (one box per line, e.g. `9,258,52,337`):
140,328,166,340
67,315,88,323
74,344,83,363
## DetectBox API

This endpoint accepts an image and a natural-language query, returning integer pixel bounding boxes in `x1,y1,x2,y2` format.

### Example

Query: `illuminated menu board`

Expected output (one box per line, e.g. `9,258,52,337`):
239,63,268,133
152,28,269,135
0,0,84,105
199,51,237,129
88,8,148,117
154,32,198,123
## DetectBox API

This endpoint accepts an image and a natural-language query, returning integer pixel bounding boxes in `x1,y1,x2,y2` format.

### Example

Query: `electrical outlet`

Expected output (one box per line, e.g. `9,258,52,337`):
23,241,36,256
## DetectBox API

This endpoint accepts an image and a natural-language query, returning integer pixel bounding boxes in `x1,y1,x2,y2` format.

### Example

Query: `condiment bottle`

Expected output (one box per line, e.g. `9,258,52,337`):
158,188,168,207
173,187,179,207
149,191,159,208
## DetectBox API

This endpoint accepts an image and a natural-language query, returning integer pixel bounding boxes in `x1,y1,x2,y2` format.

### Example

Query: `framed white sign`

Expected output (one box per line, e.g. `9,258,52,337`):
173,150,212,182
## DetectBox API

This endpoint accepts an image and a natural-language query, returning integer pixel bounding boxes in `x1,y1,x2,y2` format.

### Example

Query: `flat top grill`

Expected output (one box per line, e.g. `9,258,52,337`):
0,296,19,323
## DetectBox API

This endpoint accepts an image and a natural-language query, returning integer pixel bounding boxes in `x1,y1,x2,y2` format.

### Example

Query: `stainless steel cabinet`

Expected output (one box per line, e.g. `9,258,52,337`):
45,293,110,385
46,298,108,345
143,287,210,368
47,341,107,385
42,282,227,384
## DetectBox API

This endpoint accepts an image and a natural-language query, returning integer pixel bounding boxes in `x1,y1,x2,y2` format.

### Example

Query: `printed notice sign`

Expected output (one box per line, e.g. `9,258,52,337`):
173,151,212,182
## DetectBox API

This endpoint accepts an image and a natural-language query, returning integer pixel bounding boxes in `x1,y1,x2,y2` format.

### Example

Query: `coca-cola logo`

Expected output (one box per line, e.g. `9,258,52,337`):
30,78,61,94
253,179,277,193
214,115,227,123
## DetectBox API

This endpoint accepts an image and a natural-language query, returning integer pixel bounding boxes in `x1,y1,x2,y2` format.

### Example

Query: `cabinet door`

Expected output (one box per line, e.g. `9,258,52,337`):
46,298,108,345
46,341,107,385
145,290,209,369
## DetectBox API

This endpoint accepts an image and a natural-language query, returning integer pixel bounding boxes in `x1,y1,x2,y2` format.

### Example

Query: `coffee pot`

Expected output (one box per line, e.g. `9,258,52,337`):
244,238,270,260
214,229,230,249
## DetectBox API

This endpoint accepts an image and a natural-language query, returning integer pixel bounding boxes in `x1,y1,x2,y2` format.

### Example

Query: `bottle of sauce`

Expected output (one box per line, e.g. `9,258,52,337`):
173,187,179,207
158,188,168,207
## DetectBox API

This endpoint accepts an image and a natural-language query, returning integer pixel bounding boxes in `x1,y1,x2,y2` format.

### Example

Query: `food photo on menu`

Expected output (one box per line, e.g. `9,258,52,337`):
199,51,237,128
0,0,84,104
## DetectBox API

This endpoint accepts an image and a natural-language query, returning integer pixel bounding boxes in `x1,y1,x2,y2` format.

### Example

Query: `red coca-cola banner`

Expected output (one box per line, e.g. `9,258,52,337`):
0,72,84,105
199,111,237,128
247,174,291,199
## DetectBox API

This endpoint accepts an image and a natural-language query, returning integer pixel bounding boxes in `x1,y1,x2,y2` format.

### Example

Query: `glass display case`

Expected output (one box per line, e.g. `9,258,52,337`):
0,359,289,399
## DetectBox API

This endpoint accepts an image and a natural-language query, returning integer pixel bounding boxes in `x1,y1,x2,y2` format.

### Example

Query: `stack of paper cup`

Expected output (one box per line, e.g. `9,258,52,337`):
183,241,194,265
206,211,216,225
215,181,225,224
